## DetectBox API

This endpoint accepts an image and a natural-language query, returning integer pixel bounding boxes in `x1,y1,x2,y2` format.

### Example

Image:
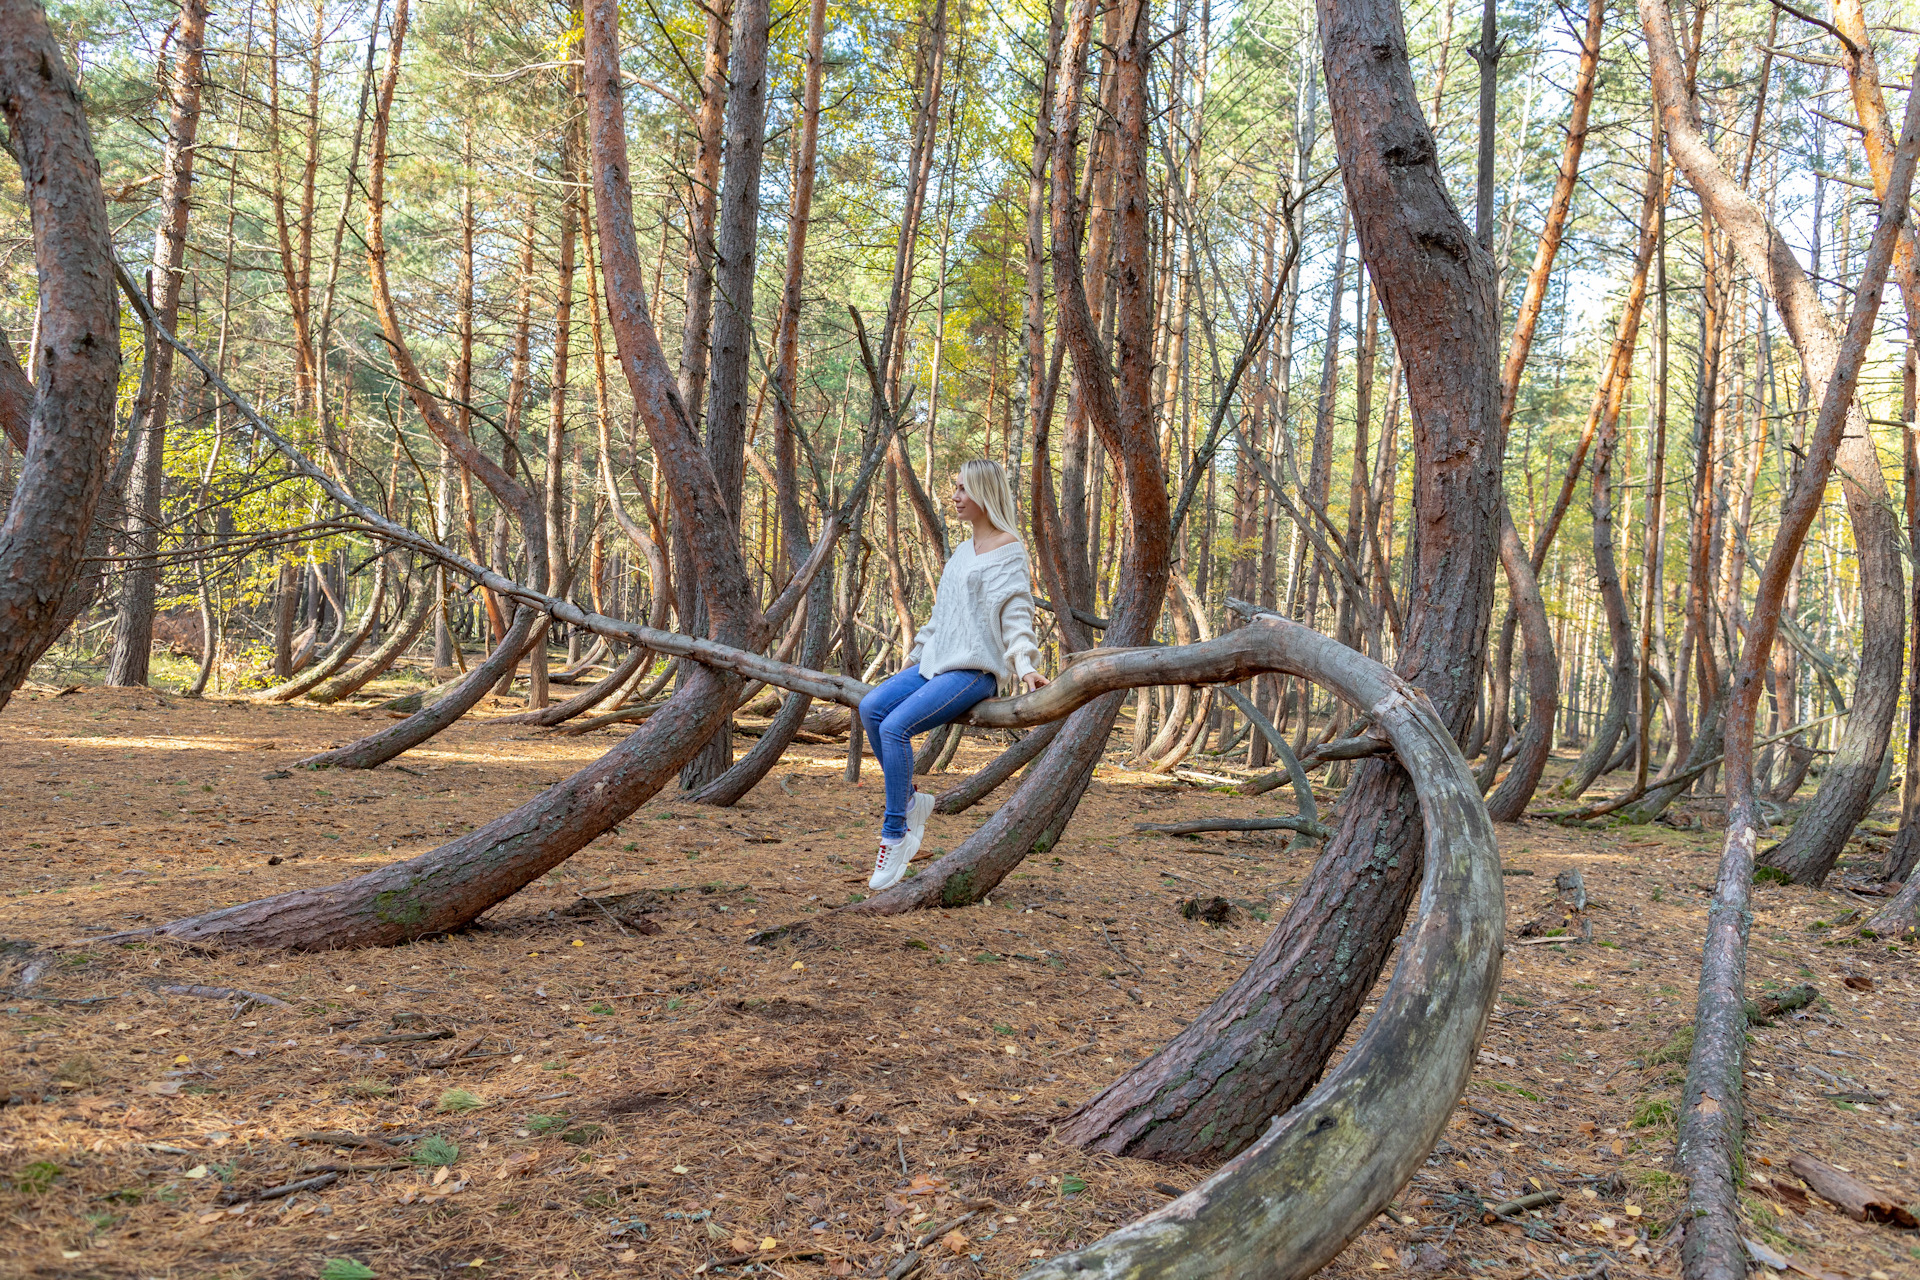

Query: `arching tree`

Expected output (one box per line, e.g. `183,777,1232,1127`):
0,0,123,712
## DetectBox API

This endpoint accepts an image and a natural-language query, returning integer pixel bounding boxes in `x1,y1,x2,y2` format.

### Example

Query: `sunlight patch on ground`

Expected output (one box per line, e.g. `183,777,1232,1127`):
45,735,280,753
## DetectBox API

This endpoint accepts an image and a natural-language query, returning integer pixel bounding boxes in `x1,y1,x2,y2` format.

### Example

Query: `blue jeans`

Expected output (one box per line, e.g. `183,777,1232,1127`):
859,666,998,839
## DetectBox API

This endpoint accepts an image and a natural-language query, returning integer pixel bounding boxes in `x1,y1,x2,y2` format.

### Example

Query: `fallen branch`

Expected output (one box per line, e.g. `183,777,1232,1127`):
1745,984,1817,1025
295,1160,412,1174
153,984,290,1009
1134,816,1333,840
1787,1155,1918,1226
357,1030,452,1045
220,1172,339,1204
1483,1188,1562,1222
1217,679,1318,828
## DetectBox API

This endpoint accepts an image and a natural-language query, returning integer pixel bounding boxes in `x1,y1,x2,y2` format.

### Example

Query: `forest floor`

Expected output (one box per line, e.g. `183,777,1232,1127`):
0,680,1916,1280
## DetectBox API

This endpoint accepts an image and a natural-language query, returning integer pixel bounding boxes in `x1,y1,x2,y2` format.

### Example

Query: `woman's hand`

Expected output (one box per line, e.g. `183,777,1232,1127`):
1021,672,1049,693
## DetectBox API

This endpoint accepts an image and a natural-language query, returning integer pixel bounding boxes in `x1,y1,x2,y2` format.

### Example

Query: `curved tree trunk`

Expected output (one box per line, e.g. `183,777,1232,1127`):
1755,0,1914,887
1863,861,1920,937
1753,453,1904,884
305,573,434,703
550,636,608,683
1475,0,1602,809
106,0,207,689
316,0,551,763
680,0,771,792
689,0,829,811
1024,617,1503,1280
0,319,29,453
255,556,391,702
1556,399,1636,799
1484,505,1557,821
100,0,762,953
0,0,123,712
692,576,833,807
298,607,538,770
1056,0,1502,1162
492,645,646,726
1476,608,1517,792
934,721,1062,814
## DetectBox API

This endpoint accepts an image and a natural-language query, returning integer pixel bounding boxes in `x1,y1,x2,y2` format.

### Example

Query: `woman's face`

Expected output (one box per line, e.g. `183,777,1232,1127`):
952,478,983,523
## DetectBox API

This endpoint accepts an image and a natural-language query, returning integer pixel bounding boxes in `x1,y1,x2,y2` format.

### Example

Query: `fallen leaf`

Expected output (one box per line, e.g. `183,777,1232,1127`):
495,1151,540,1179
432,1165,450,1186
943,1231,971,1254
1842,975,1874,991
905,1173,950,1196
759,1237,779,1252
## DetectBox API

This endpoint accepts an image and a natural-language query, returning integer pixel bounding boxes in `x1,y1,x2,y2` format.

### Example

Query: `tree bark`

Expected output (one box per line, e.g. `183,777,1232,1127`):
302,0,555,766
690,0,829,809
1483,505,1557,820
0,321,29,453
0,0,123,711
106,0,207,689
1057,0,1502,1162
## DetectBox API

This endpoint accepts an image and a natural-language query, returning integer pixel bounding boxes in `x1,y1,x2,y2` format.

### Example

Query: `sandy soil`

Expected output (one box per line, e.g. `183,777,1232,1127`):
0,684,1915,1280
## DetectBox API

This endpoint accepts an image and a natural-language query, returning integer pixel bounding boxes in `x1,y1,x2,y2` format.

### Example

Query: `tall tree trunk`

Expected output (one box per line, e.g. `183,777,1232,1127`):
107,0,207,688
1058,0,1502,1162
680,0,771,791
1640,2,1918,1275
0,0,123,711
691,0,829,808
306,572,432,703
1556,373,1637,798
1477,0,1600,811
311,0,552,768
1755,0,1915,884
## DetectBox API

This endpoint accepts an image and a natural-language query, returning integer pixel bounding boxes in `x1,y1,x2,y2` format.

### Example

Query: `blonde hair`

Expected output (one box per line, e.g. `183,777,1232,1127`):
959,459,1020,538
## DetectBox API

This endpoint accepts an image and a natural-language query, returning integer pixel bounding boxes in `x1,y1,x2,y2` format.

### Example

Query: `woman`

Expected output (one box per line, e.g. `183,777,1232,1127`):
860,459,1047,891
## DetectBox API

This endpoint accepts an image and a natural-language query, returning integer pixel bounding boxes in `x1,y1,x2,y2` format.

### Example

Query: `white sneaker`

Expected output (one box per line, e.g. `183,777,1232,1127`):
905,789,936,841
870,838,913,891
870,792,936,891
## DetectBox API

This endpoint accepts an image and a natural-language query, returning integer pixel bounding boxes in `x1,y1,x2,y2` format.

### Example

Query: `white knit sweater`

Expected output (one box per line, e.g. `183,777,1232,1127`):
907,540,1041,684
